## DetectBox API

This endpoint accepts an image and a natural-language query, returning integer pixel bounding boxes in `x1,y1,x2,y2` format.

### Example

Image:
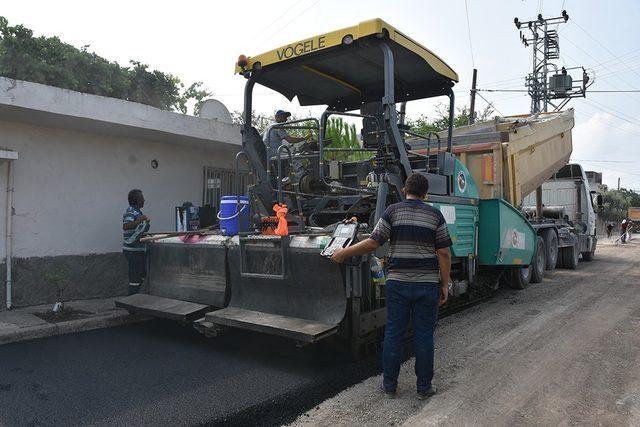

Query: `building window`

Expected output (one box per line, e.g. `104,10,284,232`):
202,167,253,207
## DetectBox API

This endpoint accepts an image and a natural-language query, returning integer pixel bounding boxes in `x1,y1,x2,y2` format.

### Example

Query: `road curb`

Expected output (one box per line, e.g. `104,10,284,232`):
0,310,147,346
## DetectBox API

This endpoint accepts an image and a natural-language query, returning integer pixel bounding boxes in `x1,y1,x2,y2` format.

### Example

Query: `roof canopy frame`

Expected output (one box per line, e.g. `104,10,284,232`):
236,19,458,112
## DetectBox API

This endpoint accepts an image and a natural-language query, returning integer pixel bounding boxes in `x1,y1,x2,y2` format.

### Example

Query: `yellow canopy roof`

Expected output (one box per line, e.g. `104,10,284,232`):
236,19,459,111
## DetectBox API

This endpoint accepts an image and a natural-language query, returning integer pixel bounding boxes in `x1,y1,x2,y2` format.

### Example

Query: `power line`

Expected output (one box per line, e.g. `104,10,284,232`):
475,92,505,116
477,88,640,93
577,162,640,178
585,98,640,128
251,0,303,40
572,159,636,164
258,0,322,49
573,109,640,139
570,17,640,82
561,32,640,107
464,0,475,68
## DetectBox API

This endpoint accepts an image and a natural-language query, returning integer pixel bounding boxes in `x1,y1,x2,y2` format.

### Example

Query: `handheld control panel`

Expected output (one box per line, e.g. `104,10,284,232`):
320,219,359,258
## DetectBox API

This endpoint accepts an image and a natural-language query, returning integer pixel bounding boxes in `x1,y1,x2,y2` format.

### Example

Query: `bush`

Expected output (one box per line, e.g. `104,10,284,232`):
0,16,210,114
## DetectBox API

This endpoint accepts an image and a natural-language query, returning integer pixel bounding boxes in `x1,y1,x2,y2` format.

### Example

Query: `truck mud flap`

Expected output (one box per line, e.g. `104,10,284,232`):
115,294,210,323
205,236,346,343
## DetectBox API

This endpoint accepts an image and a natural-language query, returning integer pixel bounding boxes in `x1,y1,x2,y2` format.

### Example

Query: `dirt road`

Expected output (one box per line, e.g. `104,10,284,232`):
292,240,640,426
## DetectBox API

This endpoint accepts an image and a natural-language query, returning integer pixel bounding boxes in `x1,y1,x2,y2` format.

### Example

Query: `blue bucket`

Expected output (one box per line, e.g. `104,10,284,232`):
218,196,250,236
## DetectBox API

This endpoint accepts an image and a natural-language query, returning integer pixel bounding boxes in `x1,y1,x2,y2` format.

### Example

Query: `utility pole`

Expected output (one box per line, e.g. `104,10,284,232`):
514,10,592,113
514,10,592,218
618,177,621,190
469,68,478,124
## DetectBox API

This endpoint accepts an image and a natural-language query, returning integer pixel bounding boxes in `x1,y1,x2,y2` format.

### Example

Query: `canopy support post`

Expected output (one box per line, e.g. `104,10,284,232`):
447,88,455,153
379,42,413,181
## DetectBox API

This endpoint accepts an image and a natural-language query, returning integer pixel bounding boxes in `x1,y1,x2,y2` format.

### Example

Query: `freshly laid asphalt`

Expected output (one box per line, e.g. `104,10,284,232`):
0,320,381,426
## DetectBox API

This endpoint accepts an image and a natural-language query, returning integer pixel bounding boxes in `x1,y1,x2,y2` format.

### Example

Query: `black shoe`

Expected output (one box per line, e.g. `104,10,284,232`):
417,385,437,400
382,385,396,399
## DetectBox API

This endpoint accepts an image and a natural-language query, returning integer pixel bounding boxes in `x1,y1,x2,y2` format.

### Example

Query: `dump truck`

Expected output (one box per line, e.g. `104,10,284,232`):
115,19,588,356
411,112,599,286
628,207,640,222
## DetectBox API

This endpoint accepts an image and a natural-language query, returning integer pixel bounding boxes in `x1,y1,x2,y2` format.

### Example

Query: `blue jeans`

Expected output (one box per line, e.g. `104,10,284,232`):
383,279,440,393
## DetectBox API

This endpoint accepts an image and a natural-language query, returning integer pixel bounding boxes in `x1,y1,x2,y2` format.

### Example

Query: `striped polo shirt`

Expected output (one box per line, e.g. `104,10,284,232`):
123,206,148,251
370,199,453,283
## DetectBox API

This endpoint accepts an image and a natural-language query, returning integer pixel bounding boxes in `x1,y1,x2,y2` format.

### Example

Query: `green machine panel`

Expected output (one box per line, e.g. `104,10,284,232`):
452,159,480,199
429,202,478,258
478,199,535,266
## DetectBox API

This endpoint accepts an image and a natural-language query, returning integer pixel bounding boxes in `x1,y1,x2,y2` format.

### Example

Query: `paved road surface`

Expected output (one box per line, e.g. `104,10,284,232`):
293,241,640,426
3,241,636,426
0,318,379,426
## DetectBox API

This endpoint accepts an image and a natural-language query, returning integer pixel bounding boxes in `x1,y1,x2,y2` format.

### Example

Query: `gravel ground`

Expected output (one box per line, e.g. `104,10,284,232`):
291,239,640,426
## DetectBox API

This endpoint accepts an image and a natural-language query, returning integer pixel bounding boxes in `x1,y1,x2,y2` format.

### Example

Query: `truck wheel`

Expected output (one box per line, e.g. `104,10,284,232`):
542,229,558,270
509,266,531,290
530,236,546,284
582,249,595,261
561,244,579,269
582,240,596,261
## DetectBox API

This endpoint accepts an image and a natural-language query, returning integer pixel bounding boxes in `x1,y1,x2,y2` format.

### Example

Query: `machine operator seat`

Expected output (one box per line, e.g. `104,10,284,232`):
360,102,384,149
250,126,268,172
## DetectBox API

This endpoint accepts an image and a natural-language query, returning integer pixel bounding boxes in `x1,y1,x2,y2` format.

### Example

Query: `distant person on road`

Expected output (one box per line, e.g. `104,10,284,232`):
123,189,151,295
606,222,613,239
331,173,452,400
620,219,629,243
263,109,310,159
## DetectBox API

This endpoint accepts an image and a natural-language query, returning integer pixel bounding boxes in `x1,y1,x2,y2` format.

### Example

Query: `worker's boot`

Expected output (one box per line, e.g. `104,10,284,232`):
128,283,140,295
417,385,437,400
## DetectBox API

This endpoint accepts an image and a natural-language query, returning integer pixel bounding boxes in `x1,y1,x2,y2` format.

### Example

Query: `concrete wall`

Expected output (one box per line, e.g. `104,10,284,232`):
0,78,243,309
0,119,239,258
0,116,241,309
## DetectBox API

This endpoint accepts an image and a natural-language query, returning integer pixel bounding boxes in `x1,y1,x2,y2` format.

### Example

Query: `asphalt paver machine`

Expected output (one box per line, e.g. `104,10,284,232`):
196,19,535,354
117,19,543,356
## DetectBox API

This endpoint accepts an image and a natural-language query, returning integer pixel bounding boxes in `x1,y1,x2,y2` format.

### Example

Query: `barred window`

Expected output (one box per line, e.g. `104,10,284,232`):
202,167,253,207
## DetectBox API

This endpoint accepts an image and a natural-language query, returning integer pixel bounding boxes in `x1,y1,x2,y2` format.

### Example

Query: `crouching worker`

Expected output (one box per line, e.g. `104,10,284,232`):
123,189,151,295
331,173,452,400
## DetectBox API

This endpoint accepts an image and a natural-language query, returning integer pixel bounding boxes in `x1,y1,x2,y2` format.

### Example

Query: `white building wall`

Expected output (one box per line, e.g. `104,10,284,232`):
0,119,240,258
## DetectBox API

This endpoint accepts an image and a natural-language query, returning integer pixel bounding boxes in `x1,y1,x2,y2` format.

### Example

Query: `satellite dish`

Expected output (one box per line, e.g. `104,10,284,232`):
198,99,233,124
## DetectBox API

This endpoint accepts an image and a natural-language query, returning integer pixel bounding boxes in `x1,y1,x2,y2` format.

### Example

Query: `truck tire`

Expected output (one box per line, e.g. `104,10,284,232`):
561,244,579,269
542,229,558,270
582,240,596,261
509,266,531,290
530,236,546,284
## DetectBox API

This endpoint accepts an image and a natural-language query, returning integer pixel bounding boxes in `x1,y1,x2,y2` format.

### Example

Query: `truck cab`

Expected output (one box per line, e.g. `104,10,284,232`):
523,163,598,260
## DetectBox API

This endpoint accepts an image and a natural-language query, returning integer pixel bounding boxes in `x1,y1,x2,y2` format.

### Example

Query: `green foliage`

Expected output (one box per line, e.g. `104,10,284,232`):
600,188,640,222
0,16,210,114
231,110,271,133
407,103,495,135
324,117,371,161
42,266,70,302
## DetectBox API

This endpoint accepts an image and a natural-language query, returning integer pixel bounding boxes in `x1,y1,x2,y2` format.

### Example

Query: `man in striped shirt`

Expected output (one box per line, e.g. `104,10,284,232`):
331,173,452,400
123,189,150,295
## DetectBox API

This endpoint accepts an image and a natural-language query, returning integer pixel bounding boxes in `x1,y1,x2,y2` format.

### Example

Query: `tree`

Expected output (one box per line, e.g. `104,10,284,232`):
323,117,371,161
231,110,271,133
0,16,210,114
235,104,494,162
600,188,640,222
407,103,495,135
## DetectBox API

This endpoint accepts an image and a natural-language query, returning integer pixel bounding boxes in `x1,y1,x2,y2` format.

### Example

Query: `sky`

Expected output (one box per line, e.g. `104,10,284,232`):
2,0,640,189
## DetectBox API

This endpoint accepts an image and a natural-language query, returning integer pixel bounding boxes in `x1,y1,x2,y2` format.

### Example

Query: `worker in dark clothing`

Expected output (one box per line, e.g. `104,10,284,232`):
606,222,613,239
123,189,151,295
331,173,452,400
